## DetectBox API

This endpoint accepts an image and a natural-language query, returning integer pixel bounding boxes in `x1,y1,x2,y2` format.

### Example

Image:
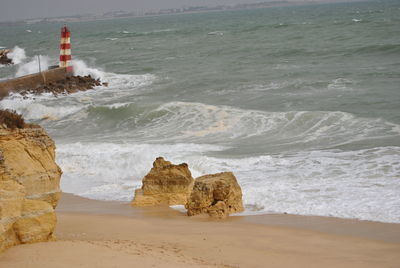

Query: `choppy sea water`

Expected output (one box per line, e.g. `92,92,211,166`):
1,0,399,222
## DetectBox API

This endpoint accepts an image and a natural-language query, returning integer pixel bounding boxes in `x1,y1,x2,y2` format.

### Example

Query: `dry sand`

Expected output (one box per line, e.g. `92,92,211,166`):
1,193,399,268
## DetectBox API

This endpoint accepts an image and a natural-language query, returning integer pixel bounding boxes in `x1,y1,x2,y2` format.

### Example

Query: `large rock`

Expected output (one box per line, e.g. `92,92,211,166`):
186,172,244,218
0,126,61,252
0,127,62,207
132,157,194,206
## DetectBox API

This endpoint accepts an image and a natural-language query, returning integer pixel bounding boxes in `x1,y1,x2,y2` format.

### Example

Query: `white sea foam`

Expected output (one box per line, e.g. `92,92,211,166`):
176,147,400,222
327,78,355,91
207,31,224,36
104,102,131,109
57,142,222,201
7,46,27,64
56,140,400,223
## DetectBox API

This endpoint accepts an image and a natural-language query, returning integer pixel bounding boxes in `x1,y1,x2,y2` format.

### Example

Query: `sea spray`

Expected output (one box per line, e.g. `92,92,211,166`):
15,55,50,77
7,46,26,64
72,59,105,80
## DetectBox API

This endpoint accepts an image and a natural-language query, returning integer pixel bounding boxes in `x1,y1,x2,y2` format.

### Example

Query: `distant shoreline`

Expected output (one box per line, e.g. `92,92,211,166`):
0,0,369,27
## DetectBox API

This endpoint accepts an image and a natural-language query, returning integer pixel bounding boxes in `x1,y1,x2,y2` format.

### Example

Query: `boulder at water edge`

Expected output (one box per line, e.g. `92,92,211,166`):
132,157,194,206
186,172,244,218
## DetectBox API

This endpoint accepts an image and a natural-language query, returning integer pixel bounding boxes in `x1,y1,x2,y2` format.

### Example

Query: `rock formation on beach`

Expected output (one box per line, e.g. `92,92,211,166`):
0,49,12,65
132,157,194,207
0,110,62,252
186,172,244,218
132,157,245,218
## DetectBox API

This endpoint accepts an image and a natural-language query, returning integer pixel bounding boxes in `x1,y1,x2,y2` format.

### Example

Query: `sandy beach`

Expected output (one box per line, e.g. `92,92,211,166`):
1,193,399,268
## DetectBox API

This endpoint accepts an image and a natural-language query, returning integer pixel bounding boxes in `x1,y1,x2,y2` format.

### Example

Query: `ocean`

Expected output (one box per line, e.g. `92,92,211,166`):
1,0,399,223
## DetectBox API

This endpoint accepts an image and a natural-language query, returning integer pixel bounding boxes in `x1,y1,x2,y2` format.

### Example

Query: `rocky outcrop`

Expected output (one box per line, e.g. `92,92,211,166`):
0,125,62,252
0,127,62,207
186,172,244,218
0,49,12,65
132,157,194,207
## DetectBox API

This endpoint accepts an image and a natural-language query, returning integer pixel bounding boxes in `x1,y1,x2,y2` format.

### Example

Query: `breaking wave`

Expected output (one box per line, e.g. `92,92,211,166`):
122,102,400,150
7,46,27,64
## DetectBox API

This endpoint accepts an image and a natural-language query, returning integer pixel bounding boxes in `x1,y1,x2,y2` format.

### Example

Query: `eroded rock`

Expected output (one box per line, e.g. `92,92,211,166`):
132,157,194,206
0,124,61,252
13,199,56,244
186,172,244,218
0,127,62,207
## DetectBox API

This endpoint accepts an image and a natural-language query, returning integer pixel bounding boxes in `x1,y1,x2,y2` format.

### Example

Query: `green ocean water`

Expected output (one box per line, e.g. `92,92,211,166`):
1,0,399,222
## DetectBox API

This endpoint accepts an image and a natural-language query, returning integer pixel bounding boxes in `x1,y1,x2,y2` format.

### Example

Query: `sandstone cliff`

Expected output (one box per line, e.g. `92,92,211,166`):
132,157,194,207
0,123,62,252
186,172,244,218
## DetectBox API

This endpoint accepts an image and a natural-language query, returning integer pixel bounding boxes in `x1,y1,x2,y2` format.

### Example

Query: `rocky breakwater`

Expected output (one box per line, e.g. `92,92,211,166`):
17,75,106,97
186,172,244,218
0,49,12,65
0,110,62,252
132,157,194,206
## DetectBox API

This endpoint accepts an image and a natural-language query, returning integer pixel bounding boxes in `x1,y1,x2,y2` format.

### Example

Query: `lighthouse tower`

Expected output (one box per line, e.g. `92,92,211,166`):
59,25,73,74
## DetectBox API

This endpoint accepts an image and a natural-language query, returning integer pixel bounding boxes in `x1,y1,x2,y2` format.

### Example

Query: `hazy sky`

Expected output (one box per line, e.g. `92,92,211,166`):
0,0,287,22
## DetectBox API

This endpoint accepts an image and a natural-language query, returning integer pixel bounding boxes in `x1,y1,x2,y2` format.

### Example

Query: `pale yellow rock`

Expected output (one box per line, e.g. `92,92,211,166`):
0,128,62,207
186,172,244,218
14,199,56,244
0,126,61,252
0,180,25,219
0,180,25,252
132,157,194,207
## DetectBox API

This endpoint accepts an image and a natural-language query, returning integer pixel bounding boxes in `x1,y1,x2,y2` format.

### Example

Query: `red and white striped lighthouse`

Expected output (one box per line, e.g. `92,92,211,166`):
59,25,73,74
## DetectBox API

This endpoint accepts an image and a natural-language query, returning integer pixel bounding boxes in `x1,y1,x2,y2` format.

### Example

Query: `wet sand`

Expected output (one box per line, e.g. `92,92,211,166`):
1,193,399,268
